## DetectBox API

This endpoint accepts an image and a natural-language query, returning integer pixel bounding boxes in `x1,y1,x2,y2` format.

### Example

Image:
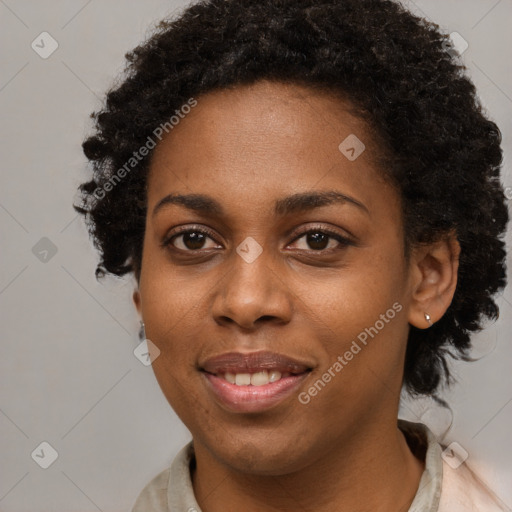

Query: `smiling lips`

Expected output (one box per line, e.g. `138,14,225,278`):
201,351,312,413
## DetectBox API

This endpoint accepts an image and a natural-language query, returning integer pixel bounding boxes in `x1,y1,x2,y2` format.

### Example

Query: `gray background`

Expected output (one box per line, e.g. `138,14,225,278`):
1,1,511,510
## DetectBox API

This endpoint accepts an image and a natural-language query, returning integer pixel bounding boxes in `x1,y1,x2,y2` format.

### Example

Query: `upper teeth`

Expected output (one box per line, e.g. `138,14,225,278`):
223,370,283,386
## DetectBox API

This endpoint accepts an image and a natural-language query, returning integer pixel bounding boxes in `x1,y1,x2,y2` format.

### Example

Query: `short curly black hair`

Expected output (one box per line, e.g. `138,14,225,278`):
75,0,509,398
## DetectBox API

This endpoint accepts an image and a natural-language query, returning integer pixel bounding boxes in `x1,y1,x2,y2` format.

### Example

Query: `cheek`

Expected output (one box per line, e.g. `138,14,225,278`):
297,250,407,340
140,254,208,331
140,271,207,418
296,286,408,423
138,264,204,381
293,246,410,403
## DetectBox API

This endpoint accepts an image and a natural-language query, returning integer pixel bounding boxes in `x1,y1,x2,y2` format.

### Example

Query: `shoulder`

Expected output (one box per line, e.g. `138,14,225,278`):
131,442,198,512
398,420,509,512
439,459,510,512
131,466,171,512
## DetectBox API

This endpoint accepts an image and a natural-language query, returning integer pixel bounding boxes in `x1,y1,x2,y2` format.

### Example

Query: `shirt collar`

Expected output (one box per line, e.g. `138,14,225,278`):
399,419,443,512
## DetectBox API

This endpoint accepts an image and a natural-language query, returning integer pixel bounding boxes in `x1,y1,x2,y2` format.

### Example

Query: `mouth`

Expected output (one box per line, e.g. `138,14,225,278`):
200,351,313,413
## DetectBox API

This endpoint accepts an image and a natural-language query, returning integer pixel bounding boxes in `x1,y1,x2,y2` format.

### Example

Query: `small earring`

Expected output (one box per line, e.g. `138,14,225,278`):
424,313,433,327
138,320,146,342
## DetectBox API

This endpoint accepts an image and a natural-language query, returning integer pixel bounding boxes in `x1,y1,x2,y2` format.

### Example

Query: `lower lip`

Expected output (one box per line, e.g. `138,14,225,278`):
203,372,309,413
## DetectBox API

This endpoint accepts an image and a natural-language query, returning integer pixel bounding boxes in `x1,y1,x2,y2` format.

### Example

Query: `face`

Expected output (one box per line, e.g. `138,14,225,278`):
135,80,416,475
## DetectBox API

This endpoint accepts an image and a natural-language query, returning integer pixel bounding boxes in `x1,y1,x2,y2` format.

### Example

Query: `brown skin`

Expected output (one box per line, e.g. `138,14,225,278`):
133,80,460,512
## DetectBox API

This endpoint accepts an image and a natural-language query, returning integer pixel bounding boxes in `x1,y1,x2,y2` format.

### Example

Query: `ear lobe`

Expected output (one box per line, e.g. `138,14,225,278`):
408,233,460,329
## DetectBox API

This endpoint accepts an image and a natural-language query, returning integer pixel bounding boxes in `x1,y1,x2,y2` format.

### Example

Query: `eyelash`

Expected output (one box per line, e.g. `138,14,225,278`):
162,224,354,254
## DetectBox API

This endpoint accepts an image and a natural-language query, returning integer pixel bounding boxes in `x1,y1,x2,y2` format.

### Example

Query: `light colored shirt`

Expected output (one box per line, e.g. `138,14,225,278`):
132,420,509,511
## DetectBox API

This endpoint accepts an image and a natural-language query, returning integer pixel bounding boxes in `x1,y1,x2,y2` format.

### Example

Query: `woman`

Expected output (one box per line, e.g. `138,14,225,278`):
75,0,509,510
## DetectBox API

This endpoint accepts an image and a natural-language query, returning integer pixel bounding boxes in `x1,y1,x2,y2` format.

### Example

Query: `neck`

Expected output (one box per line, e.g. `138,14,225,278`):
192,418,425,512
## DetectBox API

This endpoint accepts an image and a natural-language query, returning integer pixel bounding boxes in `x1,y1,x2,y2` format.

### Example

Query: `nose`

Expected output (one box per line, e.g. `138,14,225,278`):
211,243,293,330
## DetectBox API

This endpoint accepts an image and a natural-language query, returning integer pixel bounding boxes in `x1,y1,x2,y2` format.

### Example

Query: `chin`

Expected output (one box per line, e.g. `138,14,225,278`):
196,424,318,476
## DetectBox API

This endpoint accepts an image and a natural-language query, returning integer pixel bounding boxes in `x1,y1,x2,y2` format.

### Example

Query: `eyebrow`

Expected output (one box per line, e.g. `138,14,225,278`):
152,190,369,218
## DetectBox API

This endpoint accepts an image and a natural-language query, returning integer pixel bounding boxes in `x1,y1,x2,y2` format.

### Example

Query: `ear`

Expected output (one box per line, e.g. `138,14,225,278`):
408,232,460,329
133,289,142,316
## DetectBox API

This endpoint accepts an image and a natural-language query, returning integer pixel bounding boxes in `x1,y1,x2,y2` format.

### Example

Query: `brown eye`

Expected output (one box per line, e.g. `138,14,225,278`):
164,227,220,252
290,228,353,252
305,232,330,250
176,232,209,250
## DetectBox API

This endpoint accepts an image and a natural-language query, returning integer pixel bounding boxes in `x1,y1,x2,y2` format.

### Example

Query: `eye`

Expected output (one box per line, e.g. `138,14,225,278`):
163,226,220,252
289,226,354,252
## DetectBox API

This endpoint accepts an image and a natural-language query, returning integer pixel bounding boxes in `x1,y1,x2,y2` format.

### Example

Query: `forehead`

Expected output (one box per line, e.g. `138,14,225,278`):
146,80,395,221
